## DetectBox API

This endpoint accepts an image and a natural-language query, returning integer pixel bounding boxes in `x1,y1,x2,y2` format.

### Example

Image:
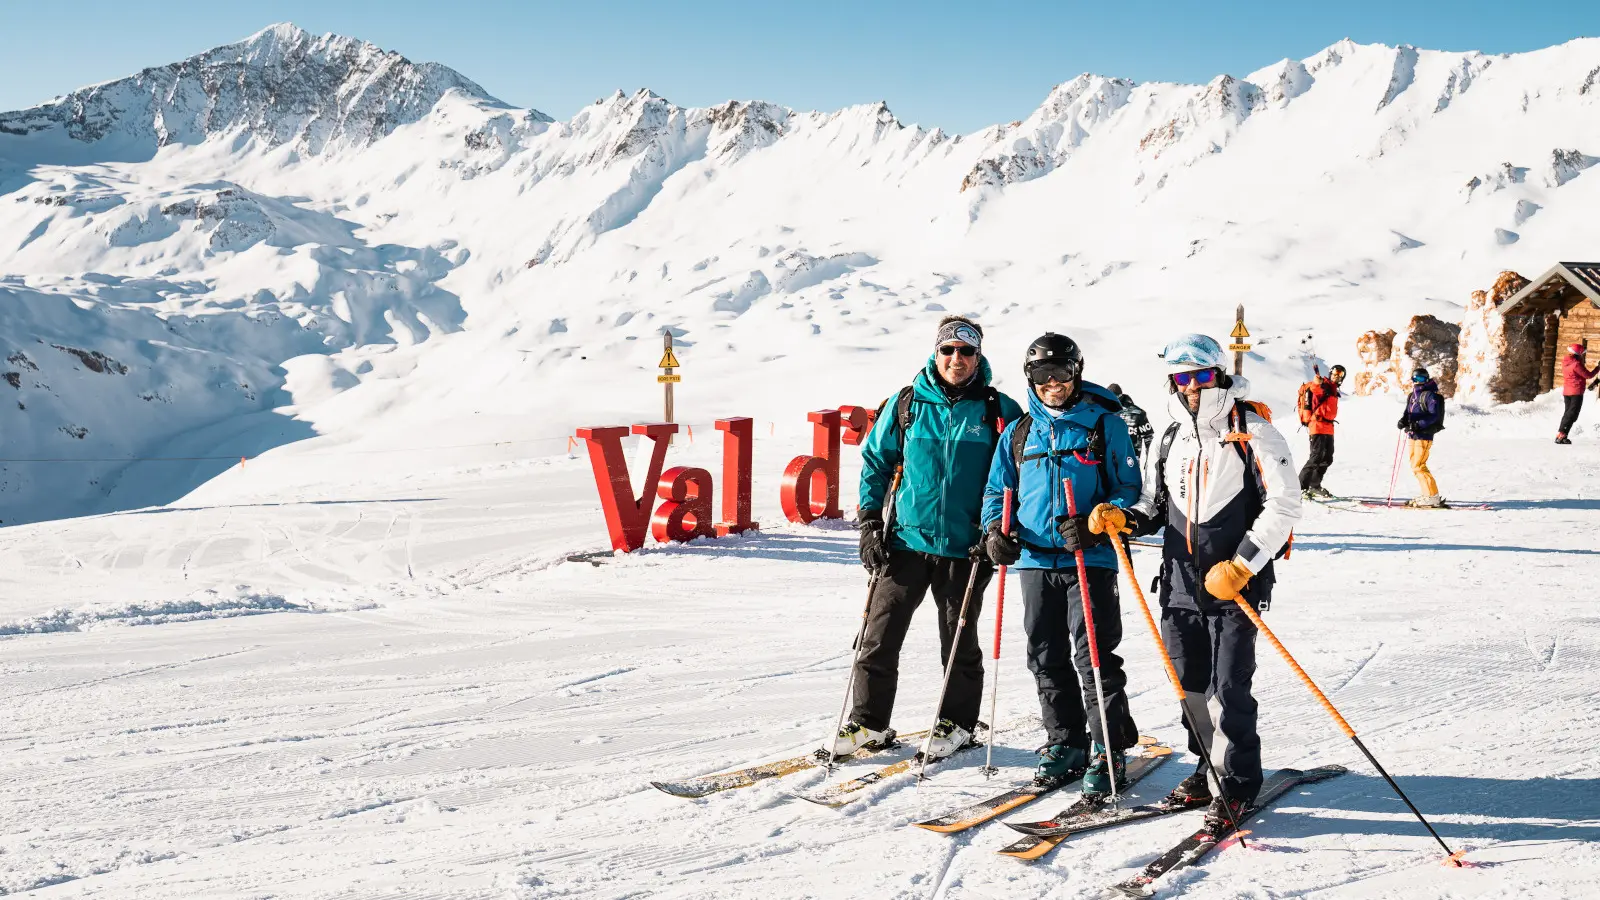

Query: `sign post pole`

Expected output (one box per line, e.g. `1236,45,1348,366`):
658,331,682,442
1229,305,1252,375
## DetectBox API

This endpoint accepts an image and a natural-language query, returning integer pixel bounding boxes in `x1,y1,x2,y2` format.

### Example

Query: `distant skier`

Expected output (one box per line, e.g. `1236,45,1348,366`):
1396,366,1446,508
981,334,1142,794
1556,343,1598,445
1107,383,1154,461
1297,364,1345,499
1123,333,1302,827
842,316,1023,761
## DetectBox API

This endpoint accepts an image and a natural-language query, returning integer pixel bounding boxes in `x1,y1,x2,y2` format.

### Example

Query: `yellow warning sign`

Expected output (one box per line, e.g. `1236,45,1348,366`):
657,374,682,383
658,348,681,369
1228,343,1252,352
1230,321,1250,339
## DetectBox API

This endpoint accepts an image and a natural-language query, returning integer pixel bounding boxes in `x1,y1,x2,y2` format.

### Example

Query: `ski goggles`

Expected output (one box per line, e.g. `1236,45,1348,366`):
1027,361,1080,385
938,344,978,358
1169,368,1219,388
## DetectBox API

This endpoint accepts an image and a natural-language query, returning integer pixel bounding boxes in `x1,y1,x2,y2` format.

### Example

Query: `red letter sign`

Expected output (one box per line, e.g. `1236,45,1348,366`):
715,417,758,536
839,405,878,446
576,422,678,552
781,409,843,523
651,466,716,542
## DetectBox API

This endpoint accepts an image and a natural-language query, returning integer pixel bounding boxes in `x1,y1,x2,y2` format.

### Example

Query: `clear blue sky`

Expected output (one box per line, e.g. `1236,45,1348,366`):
2,1,1597,134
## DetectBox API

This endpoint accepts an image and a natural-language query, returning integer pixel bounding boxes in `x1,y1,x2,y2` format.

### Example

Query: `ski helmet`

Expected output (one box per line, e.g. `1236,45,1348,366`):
1024,333,1083,384
1412,366,1429,383
1160,334,1226,373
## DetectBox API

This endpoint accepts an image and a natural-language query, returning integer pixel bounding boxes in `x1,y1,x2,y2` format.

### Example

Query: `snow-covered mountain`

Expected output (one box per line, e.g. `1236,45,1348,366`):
4,24,1600,524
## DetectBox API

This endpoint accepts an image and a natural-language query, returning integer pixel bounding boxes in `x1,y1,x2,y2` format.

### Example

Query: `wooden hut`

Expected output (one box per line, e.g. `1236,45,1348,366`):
1498,262,1600,393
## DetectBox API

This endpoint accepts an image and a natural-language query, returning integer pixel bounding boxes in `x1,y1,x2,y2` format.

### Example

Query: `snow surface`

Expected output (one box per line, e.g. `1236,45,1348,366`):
2,22,1600,900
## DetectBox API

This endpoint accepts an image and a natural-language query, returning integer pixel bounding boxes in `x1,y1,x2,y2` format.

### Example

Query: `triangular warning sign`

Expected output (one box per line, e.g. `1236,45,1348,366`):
659,348,681,369
1230,321,1250,339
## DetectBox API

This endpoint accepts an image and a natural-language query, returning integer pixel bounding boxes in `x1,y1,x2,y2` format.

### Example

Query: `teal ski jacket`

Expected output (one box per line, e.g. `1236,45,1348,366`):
859,357,1024,560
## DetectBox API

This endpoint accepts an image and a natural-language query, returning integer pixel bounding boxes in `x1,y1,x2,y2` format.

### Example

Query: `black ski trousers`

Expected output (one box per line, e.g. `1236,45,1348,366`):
1020,566,1139,752
1299,433,1335,490
849,548,991,733
1161,604,1263,804
1559,393,1583,435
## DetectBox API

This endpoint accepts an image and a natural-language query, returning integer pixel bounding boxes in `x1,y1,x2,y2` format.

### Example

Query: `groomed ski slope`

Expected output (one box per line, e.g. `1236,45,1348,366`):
0,392,1597,899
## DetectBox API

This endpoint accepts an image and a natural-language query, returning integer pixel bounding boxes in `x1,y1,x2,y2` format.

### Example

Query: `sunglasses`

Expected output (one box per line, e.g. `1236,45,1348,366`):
1027,361,1080,385
1170,369,1219,388
939,345,978,358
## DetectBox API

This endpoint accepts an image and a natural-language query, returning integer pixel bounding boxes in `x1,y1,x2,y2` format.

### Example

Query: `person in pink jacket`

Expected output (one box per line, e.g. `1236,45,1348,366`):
1557,343,1600,444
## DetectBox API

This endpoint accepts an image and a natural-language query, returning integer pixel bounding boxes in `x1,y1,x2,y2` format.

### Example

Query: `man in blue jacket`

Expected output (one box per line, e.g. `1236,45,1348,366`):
981,333,1142,793
839,316,1024,760
1397,366,1446,508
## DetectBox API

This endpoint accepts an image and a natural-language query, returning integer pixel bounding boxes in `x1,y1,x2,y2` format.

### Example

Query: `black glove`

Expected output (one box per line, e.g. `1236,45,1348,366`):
858,515,890,571
983,520,1021,567
1396,417,1408,430
1056,515,1104,554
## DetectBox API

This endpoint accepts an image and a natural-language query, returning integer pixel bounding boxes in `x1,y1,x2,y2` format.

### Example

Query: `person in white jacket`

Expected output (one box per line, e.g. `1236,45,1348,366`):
1089,333,1301,828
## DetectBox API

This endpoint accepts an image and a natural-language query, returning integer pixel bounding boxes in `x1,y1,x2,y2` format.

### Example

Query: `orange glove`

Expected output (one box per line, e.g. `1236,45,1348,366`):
1087,503,1127,536
1204,559,1253,600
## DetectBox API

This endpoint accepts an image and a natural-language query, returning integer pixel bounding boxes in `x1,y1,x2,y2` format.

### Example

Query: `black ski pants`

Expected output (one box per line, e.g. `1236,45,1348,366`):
849,548,991,733
1559,393,1583,436
1299,433,1335,490
1161,604,1262,804
1020,566,1139,752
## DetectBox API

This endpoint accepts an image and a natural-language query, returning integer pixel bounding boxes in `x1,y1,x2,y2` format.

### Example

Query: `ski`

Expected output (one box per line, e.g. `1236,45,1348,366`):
794,726,988,809
1359,500,1491,511
912,737,1165,835
997,786,1207,860
650,727,927,799
1107,764,1348,898
1304,496,1375,513
980,746,1174,858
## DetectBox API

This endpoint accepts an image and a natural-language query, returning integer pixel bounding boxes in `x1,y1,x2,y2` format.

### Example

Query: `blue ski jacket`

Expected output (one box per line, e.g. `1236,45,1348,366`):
1402,379,1445,440
981,382,1142,571
859,357,1024,560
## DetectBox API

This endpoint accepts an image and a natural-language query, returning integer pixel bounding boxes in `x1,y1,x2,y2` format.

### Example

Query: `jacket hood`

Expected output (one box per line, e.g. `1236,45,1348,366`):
1024,380,1122,423
1166,374,1252,438
913,354,994,402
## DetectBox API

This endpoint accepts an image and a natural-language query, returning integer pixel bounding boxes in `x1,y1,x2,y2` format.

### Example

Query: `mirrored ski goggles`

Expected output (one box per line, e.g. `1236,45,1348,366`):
938,344,978,358
1169,368,1220,388
1027,361,1080,385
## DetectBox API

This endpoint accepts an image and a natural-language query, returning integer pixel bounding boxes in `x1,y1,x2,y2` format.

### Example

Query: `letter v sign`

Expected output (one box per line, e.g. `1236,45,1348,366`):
576,423,679,551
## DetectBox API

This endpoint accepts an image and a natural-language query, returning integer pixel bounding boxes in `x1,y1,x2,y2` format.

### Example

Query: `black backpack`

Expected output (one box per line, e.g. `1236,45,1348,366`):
877,384,1005,453
1006,391,1121,487
1152,402,1292,562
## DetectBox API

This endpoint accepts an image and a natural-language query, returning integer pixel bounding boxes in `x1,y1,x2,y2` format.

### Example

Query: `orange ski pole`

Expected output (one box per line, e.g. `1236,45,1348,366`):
1223,590,1463,865
1110,531,1243,839
980,488,1013,778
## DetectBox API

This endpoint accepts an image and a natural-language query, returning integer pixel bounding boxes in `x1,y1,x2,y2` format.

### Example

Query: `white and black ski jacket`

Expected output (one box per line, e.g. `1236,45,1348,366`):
1130,376,1302,611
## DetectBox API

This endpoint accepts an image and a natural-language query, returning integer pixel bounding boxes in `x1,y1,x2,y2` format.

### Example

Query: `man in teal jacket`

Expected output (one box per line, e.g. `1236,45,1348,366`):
835,316,1023,760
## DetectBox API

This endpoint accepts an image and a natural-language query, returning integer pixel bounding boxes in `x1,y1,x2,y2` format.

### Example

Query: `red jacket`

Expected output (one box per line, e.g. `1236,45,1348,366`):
1564,352,1599,396
1307,377,1339,435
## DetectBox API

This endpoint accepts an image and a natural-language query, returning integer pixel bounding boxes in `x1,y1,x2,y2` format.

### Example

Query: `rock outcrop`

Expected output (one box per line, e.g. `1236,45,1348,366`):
1394,315,1462,396
1456,271,1543,403
1353,329,1397,395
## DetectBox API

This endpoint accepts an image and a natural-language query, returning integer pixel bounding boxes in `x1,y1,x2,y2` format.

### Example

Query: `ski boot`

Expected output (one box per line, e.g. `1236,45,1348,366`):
1406,494,1446,509
827,722,892,759
921,719,972,761
1556,433,1572,445
1033,743,1089,787
1166,763,1213,807
1081,742,1127,798
1204,794,1252,830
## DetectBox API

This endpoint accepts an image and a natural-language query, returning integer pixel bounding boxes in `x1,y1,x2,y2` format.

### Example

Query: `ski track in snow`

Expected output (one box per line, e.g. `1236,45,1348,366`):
0,404,1595,898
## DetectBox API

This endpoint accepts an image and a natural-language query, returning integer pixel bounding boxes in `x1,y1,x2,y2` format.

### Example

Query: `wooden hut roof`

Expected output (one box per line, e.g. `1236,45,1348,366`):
1500,262,1600,315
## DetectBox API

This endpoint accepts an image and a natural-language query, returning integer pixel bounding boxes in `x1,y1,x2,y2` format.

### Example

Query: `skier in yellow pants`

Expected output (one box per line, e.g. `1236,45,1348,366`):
1396,367,1446,508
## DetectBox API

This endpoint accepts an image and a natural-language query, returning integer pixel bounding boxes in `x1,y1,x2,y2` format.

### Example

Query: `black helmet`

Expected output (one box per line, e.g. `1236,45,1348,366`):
1025,333,1083,385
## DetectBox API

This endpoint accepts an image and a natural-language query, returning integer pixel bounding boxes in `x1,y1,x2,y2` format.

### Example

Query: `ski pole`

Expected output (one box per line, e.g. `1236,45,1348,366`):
918,536,987,784
1221,589,1464,866
1385,432,1406,508
821,469,902,771
1064,477,1118,804
1110,530,1244,839
980,489,1013,778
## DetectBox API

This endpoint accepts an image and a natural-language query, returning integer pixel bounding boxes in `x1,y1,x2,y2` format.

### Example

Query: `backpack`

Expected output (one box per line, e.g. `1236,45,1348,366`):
877,384,1005,455
1297,381,1318,426
1155,400,1292,561
1007,392,1122,484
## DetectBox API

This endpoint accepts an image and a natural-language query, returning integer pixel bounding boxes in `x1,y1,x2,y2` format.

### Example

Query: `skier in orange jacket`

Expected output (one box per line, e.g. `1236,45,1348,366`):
1297,365,1344,500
